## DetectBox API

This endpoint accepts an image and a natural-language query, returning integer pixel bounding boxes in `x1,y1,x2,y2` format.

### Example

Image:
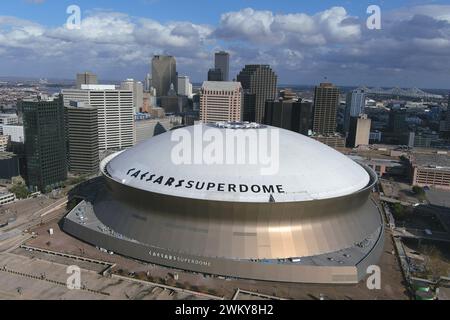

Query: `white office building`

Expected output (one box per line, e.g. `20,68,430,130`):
120,79,144,113
62,85,135,151
344,89,366,132
0,114,18,126
1,125,24,143
177,76,193,97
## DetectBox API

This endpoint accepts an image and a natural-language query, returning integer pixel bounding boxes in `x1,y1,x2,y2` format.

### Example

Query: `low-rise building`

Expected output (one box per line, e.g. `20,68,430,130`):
410,151,450,190
135,115,182,143
0,135,9,152
364,159,404,177
0,152,20,180
0,191,16,206
1,125,24,143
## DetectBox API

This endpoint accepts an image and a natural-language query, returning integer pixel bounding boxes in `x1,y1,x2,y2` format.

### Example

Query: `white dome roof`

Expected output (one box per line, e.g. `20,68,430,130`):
105,123,370,202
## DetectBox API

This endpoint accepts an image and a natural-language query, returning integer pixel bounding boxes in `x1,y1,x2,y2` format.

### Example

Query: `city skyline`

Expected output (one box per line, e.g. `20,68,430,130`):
0,1,449,88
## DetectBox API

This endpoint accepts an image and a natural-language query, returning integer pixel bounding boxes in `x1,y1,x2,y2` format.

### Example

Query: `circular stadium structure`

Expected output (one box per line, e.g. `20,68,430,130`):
63,122,384,284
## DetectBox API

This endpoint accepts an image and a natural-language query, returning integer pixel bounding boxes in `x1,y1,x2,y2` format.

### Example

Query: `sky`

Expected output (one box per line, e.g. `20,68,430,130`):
1,0,450,88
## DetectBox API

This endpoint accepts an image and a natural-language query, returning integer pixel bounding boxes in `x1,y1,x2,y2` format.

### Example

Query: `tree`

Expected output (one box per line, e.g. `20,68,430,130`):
412,186,425,195
44,185,52,194
9,180,29,199
412,185,426,201
392,203,406,220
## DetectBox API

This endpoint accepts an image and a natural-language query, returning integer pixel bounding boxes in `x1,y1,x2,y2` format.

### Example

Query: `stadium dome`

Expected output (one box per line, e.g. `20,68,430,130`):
106,123,370,202
63,122,384,284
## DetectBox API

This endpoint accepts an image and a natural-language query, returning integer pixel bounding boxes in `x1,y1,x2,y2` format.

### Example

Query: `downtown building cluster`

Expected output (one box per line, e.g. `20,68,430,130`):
0,51,379,193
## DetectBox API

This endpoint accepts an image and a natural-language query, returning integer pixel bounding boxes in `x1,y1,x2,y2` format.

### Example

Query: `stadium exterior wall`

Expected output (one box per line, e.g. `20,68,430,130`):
62,216,384,284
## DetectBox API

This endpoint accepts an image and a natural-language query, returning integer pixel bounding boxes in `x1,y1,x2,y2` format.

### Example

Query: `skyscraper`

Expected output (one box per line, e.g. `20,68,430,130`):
312,83,340,135
346,114,371,148
76,72,98,89
242,93,256,122
389,108,408,133
144,73,152,92
214,51,230,81
151,55,177,97
208,68,223,81
440,93,450,135
200,81,242,123
120,79,144,113
237,65,277,123
20,95,67,192
66,101,99,174
62,85,134,151
344,88,366,133
177,76,193,97
160,83,184,114
264,99,312,136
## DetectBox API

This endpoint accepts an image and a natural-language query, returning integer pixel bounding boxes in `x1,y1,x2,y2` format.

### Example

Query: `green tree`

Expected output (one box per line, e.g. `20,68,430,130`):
9,179,30,199
412,186,425,195
392,203,406,220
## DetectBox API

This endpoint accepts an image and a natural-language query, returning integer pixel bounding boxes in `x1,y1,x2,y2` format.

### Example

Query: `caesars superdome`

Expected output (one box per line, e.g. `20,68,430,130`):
63,122,384,284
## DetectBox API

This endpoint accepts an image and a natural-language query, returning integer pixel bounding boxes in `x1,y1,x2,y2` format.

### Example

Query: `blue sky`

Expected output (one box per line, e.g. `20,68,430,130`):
1,0,450,87
4,0,439,26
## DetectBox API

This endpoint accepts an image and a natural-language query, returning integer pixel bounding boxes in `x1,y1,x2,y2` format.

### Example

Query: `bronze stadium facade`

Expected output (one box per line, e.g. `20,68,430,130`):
63,123,384,284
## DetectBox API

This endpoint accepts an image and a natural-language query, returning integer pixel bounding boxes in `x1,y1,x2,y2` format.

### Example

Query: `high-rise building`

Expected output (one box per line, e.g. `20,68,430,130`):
160,83,185,114
208,68,223,81
389,108,408,133
66,101,99,174
177,76,193,97
62,85,134,151
200,81,242,123
440,93,450,135
144,73,152,92
242,93,256,122
312,83,340,135
151,55,177,97
214,51,230,81
346,114,371,148
237,65,277,123
120,79,144,113
142,92,157,113
344,88,366,133
264,99,312,136
20,96,67,192
76,72,98,89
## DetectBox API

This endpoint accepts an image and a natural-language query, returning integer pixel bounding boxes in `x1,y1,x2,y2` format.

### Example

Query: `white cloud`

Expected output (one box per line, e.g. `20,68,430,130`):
215,7,361,46
0,5,449,87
